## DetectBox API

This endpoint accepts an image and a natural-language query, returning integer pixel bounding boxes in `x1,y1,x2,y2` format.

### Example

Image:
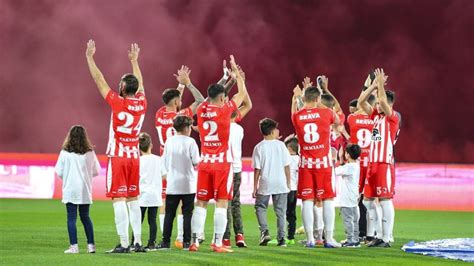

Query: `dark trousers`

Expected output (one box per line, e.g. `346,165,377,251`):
162,194,195,243
224,172,244,239
286,190,297,240
66,203,94,245
131,206,158,245
358,196,367,237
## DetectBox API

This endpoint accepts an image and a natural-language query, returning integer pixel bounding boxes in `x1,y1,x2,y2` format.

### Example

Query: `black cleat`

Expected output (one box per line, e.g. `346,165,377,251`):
367,238,391,248
156,241,171,250
106,244,131,254
145,241,157,251
132,243,147,253
183,242,191,251
259,230,271,246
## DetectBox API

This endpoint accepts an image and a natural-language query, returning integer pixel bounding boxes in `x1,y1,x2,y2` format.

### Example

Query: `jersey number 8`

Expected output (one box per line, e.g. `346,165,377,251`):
303,123,320,143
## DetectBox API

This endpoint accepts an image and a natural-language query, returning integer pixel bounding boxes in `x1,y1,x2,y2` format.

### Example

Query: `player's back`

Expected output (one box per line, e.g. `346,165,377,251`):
347,113,374,166
154,106,192,155
106,90,147,158
292,107,335,168
369,109,400,164
197,101,237,168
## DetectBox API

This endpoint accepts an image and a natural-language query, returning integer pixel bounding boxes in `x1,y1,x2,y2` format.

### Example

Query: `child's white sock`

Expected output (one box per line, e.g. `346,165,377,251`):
213,208,227,246
113,201,129,248
302,200,314,244
127,200,142,245
379,200,395,243
191,206,207,244
177,214,184,241
159,214,165,233
323,199,335,241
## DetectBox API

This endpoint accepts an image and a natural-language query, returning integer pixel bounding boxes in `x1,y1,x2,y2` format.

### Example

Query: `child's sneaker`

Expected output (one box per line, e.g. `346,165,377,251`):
188,243,199,252
87,244,96,253
212,245,233,253
286,239,295,245
64,244,79,254
235,233,248,248
277,238,287,247
259,230,271,246
222,239,231,249
305,241,315,248
268,239,278,245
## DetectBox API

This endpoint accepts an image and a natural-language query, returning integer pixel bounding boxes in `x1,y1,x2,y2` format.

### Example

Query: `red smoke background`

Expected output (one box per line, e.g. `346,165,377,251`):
1,0,473,163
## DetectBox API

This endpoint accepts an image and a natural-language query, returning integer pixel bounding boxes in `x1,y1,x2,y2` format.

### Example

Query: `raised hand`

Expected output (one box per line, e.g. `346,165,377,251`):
223,60,230,77
374,68,388,86
293,84,303,97
302,76,313,89
174,65,191,86
128,43,140,62
321,75,329,91
86,39,96,58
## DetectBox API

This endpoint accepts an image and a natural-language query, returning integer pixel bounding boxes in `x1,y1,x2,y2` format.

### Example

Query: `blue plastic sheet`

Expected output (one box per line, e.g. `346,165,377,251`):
402,238,474,262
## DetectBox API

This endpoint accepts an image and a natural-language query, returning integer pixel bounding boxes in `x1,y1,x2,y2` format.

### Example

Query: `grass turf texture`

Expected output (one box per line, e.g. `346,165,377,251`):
0,199,473,265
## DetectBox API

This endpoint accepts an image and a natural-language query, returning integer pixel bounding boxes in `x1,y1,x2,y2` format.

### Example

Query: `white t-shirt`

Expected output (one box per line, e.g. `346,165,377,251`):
163,135,200,194
252,139,291,195
335,162,360,207
230,123,244,173
55,150,100,205
289,155,299,191
139,154,166,207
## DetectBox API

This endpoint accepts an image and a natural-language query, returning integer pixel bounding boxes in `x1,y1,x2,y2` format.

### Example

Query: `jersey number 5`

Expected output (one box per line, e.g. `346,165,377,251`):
303,123,320,143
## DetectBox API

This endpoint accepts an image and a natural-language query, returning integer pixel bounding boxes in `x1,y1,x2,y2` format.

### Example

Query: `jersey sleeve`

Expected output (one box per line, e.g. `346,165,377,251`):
226,100,238,115
178,107,193,117
105,90,123,112
252,145,261,169
54,150,65,178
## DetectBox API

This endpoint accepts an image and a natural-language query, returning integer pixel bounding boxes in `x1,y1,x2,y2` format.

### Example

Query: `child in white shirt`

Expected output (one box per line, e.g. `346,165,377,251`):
335,144,361,247
284,136,299,245
252,118,291,247
55,125,101,254
135,132,166,250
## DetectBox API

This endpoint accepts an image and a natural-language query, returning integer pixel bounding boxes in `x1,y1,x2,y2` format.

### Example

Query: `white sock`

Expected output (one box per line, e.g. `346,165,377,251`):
113,201,129,248
177,214,184,241
363,199,376,237
127,200,142,245
191,206,207,244
375,203,383,238
313,205,324,241
323,200,335,241
302,200,314,244
159,214,165,233
213,208,227,246
380,200,395,243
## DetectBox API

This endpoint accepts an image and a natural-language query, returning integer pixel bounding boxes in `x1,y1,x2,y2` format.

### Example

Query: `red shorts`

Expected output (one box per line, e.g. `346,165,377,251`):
106,157,140,198
297,167,335,200
196,164,232,201
162,179,167,199
364,163,395,199
359,165,369,194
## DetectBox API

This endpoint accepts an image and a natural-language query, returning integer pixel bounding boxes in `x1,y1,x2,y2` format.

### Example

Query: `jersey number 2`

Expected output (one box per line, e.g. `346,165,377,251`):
203,121,219,141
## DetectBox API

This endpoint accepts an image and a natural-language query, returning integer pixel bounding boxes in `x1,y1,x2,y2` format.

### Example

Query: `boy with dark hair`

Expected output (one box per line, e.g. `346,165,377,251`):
136,132,166,250
252,118,291,247
157,115,200,250
284,136,299,245
335,144,362,248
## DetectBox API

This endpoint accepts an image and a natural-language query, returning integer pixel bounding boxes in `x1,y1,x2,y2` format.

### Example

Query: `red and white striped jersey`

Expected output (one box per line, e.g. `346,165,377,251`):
347,113,374,167
197,100,238,170
369,109,399,164
105,90,147,159
292,107,336,169
155,106,193,155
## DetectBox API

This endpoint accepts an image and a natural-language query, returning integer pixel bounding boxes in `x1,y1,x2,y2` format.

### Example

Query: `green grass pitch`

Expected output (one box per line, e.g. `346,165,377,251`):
1,198,473,265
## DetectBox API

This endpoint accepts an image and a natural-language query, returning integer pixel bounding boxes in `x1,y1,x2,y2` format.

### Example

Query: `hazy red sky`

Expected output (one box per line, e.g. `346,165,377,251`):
1,0,473,163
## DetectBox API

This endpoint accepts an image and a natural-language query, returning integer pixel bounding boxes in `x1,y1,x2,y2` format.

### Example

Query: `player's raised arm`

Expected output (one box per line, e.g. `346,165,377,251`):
128,43,144,94
357,79,378,116
237,67,253,119
85,40,111,99
291,84,303,115
319,75,343,113
174,65,205,114
217,60,231,86
229,55,248,107
374,68,392,116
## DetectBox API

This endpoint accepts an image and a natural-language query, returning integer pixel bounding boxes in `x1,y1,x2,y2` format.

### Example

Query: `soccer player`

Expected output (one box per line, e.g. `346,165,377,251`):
223,67,252,249
134,132,166,251
155,65,205,248
358,68,399,248
189,55,249,253
291,84,341,248
158,115,200,250
347,93,376,241
86,40,147,253
252,118,291,247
